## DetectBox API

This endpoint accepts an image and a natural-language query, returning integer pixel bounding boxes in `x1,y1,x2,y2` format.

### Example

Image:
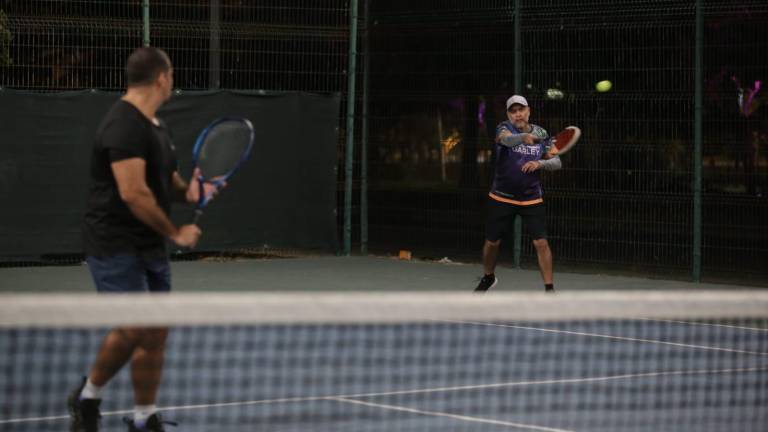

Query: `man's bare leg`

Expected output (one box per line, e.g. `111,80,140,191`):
88,328,139,387
533,238,554,292
476,240,501,292
130,327,168,405
483,239,501,276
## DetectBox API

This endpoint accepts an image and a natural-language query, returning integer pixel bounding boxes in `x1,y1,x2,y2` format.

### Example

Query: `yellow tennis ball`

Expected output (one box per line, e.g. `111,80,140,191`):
596,80,612,92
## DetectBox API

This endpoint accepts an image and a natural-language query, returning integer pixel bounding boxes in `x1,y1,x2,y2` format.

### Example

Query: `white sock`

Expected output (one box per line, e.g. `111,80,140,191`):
133,405,157,427
79,378,103,400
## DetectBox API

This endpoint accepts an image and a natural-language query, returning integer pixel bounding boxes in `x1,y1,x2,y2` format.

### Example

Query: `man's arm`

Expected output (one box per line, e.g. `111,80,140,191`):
521,155,562,173
497,129,540,147
171,172,190,203
172,170,223,205
538,155,562,171
112,159,200,247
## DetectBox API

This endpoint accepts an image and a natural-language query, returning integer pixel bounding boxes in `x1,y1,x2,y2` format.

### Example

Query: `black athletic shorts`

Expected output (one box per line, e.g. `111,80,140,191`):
485,198,547,241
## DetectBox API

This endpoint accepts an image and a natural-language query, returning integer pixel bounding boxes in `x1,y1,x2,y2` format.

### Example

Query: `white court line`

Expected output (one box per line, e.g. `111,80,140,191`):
2,365,766,425
635,317,768,332
336,365,768,399
437,319,768,356
328,397,575,432
0,409,132,425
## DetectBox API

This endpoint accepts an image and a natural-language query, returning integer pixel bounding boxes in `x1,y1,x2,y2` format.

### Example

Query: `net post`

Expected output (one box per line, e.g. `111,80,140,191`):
360,0,370,255
513,216,522,268
209,0,221,89
142,0,150,47
343,0,360,256
513,0,521,94
693,0,703,282
513,0,522,268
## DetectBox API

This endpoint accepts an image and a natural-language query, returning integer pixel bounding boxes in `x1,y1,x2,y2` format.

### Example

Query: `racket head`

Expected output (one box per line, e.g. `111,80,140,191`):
192,117,255,184
549,126,581,155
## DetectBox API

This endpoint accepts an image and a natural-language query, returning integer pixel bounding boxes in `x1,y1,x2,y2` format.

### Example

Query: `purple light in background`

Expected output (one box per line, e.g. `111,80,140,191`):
742,80,763,117
446,97,488,124
448,98,464,112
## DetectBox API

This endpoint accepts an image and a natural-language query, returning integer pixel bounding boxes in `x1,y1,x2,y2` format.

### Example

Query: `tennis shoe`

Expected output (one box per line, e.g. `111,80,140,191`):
124,413,177,432
474,274,498,292
68,377,102,432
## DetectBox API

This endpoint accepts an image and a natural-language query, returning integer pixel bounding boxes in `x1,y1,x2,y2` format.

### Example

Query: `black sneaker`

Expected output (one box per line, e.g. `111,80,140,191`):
474,274,498,292
68,377,101,432
123,413,177,432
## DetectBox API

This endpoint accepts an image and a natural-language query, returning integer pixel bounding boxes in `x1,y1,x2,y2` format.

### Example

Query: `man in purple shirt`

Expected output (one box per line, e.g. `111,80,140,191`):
475,95,562,293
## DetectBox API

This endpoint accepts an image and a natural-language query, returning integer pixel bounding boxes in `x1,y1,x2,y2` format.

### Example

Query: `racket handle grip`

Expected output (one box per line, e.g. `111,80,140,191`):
193,209,203,225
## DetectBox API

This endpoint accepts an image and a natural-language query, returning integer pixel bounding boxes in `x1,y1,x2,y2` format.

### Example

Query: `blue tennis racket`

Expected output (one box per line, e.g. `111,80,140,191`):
192,117,254,223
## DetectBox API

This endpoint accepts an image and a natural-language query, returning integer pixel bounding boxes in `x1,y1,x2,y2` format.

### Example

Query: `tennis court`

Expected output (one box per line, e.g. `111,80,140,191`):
1,257,767,431
1,1,767,431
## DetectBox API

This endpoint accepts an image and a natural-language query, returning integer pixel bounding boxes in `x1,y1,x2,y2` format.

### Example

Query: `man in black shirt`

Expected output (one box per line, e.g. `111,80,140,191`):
69,47,214,432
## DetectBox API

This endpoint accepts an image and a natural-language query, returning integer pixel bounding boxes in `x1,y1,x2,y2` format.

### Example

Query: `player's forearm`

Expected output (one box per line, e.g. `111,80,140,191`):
497,134,526,148
121,189,179,238
171,172,189,203
538,155,562,171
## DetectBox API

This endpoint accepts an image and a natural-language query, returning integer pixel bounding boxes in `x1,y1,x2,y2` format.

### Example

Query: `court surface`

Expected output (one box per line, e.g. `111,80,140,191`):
0,255,753,293
1,256,766,431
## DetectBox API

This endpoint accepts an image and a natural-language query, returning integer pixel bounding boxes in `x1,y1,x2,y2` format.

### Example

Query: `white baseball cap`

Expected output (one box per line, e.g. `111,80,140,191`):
506,95,528,109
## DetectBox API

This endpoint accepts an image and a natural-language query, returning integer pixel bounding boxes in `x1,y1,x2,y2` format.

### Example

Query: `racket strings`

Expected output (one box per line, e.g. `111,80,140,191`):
550,126,580,154
554,130,574,147
198,121,252,178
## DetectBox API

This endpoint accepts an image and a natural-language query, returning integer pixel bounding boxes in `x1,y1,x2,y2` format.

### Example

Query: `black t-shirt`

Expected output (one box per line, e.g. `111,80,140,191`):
82,100,178,257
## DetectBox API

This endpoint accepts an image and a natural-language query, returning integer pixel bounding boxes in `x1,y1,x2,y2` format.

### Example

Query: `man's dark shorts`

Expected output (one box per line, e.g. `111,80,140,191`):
485,198,547,241
86,254,171,293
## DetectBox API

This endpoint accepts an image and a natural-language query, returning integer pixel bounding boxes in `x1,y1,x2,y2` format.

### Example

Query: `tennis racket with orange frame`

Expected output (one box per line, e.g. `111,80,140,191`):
545,126,581,156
